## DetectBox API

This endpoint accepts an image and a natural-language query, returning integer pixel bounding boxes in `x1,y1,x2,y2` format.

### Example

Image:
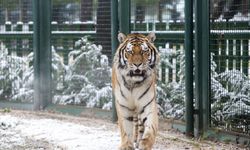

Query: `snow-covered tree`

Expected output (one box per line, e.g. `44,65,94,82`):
11,46,67,102
0,43,27,101
211,68,250,127
157,45,185,119
53,36,112,110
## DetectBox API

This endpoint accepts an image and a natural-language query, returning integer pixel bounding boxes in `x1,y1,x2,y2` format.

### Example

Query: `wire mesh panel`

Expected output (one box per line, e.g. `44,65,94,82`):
130,0,185,119
51,0,112,110
0,0,33,104
210,0,250,136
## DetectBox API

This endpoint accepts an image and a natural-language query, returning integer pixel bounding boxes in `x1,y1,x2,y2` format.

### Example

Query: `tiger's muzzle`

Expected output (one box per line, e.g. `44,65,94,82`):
129,69,147,77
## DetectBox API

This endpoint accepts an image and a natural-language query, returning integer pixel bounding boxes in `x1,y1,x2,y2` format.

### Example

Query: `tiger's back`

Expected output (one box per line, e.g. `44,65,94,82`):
112,32,159,150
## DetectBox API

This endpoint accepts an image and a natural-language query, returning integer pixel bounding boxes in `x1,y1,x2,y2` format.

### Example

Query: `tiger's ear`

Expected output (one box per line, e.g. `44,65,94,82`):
147,32,156,42
118,33,126,43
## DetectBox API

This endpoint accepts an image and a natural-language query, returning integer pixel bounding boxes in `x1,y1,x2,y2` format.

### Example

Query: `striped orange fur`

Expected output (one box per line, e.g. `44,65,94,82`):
112,32,160,150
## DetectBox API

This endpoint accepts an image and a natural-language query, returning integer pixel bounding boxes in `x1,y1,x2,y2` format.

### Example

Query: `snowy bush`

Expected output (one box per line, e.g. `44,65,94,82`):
53,36,112,109
11,47,66,102
0,43,28,101
211,68,250,127
157,46,185,119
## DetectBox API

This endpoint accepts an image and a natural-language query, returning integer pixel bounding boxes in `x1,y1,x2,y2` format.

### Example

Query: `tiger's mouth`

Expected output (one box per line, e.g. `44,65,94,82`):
128,69,146,77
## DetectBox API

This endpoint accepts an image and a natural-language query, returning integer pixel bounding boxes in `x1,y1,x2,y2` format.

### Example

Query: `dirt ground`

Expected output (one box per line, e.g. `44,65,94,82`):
0,109,248,150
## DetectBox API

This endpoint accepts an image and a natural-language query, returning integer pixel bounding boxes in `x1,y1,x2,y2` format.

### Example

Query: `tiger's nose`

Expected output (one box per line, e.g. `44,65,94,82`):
133,63,142,67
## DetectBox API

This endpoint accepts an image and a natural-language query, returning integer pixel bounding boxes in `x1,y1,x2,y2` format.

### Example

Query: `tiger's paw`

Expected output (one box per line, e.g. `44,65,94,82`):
119,145,134,150
138,140,153,150
138,134,154,150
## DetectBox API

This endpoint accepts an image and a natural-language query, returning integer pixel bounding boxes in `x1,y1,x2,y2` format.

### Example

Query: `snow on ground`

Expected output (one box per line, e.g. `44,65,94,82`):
0,110,247,150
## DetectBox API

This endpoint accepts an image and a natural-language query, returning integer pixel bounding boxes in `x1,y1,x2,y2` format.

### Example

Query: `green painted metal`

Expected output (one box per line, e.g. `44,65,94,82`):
0,101,33,110
46,104,112,120
201,0,210,133
185,0,194,137
33,0,52,110
119,0,130,34
111,0,118,122
172,121,250,146
195,0,203,136
195,0,210,136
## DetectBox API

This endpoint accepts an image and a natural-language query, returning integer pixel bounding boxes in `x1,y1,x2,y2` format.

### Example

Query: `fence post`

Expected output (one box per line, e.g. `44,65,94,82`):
201,0,210,133
33,0,52,110
195,0,210,136
242,40,248,76
119,0,130,34
111,0,118,122
16,21,23,56
5,22,11,54
185,0,194,137
28,21,33,52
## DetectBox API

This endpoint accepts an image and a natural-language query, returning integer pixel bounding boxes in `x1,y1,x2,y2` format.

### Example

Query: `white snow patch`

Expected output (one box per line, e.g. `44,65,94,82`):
0,115,121,150
0,115,25,148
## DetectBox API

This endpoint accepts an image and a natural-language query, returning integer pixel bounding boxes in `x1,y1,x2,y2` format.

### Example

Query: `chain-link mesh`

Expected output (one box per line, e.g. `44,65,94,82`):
0,0,33,103
51,0,112,109
130,0,185,119
210,0,250,135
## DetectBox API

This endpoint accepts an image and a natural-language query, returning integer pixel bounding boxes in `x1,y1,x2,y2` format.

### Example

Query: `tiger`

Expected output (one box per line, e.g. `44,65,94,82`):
112,32,160,150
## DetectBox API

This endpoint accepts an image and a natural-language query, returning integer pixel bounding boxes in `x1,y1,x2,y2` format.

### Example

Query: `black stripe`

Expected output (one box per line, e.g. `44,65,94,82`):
140,97,155,114
149,64,155,69
151,49,156,66
118,44,127,67
120,89,126,99
117,101,135,112
117,80,126,99
138,83,152,100
122,75,131,90
147,43,157,68
142,117,147,124
126,116,134,122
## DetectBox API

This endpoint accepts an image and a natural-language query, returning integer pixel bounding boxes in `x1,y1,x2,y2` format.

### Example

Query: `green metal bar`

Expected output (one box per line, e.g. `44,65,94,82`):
5,22,11,54
242,40,248,76
16,22,23,56
161,62,166,83
236,40,241,70
119,0,130,34
195,0,203,136
220,39,226,72
33,0,52,110
228,40,234,70
111,0,118,122
195,0,210,136
201,0,210,132
185,0,194,137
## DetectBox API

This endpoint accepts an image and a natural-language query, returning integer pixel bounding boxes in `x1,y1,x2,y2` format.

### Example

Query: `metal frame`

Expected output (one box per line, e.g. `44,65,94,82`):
111,0,119,122
33,0,52,110
185,0,194,137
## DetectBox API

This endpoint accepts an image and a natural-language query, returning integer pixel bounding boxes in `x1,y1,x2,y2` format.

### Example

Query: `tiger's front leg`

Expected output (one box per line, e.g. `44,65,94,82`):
116,103,135,150
138,100,158,150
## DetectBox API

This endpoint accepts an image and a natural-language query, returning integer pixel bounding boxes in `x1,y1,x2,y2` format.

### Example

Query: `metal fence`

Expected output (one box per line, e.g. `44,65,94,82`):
210,0,250,136
0,0,249,141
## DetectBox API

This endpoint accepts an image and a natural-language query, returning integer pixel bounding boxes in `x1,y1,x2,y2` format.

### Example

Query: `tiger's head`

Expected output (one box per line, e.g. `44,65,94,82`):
116,32,159,83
